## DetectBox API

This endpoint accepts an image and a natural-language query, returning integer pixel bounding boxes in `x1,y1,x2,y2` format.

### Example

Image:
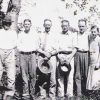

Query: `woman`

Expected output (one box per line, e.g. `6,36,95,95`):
86,25,100,99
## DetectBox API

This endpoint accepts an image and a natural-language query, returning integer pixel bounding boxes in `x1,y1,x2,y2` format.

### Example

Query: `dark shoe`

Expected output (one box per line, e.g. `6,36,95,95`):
57,96,65,100
50,97,56,100
0,86,11,92
22,96,30,100
5,95,13,100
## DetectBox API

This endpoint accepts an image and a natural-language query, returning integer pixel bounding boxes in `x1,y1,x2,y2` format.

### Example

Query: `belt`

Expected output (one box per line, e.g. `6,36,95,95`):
77,50,88,53
20,51,36,55
58,51,72,54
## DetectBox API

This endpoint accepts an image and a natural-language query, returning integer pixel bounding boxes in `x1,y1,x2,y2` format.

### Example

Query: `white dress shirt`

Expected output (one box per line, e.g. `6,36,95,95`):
0,29,17,49
57,31,77,52
39,32,57,53
17,30,39,52
76,32,89,51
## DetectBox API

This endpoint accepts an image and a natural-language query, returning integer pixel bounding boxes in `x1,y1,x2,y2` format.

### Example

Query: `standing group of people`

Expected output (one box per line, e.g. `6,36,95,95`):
0,14,100,100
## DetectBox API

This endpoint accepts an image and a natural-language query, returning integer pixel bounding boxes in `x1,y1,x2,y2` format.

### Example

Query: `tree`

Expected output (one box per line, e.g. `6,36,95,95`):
6,0,21,31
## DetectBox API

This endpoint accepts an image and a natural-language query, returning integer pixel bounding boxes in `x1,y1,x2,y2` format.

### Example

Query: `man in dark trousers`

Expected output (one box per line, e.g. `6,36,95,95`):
38,19,58,100
74,19,89,99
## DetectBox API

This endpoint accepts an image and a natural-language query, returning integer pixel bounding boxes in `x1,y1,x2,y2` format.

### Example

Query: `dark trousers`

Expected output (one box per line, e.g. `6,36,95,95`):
74,51,89,96
57,54,71,97
36,55,57,99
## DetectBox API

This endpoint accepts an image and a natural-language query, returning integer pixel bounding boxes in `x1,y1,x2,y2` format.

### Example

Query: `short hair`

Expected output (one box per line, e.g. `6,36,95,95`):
61,20,69,25
24,19,32,24
44,19,52,24
91,25,99,33
78,19,87,25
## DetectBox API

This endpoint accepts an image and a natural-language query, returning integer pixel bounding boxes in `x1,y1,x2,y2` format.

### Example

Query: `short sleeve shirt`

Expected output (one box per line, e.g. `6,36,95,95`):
17,30,39,52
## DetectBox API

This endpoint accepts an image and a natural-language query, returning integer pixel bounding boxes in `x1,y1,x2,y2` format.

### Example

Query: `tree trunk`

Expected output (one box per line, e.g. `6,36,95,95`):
7,0,21,31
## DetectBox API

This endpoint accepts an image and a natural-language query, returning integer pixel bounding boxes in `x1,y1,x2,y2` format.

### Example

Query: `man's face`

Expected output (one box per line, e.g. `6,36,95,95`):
17,23,23,30
78,21,87,34
44,20,52,33
24,21,31,31
91,27,98,38
61,21,69,33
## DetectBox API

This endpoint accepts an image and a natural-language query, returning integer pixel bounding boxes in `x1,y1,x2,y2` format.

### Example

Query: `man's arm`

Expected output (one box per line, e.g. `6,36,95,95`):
67,48,77,63
37,35,52,58
95,40,100,69
66,32,78,64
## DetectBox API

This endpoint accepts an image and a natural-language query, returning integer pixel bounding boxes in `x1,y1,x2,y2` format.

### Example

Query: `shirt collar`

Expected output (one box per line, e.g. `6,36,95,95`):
44,31,50,35
61,31,69,35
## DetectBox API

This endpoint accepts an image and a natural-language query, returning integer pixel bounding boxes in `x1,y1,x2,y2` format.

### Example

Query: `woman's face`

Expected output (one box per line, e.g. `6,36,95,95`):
91,28,98,38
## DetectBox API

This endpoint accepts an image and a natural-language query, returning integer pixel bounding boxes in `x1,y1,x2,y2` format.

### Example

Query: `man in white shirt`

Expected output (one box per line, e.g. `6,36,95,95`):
0,15,17,100
38,19,57,100
74,19,89,98
57,20,77,99
17,19,39,100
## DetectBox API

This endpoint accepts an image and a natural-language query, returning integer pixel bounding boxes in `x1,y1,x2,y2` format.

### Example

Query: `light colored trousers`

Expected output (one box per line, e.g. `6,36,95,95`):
49,56,57,98
19,53,37,98
0,48,16,99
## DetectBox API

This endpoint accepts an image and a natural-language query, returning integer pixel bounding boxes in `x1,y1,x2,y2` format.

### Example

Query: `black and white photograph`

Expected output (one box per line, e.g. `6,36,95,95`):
0,0,100,100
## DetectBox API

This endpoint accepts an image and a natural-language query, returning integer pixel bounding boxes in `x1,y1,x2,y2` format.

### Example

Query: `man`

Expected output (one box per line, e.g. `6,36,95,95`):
17,19,39,100
74,19,89,98
38,19,57,100
17,22,23,33
0,15,17,100
57,20,77,99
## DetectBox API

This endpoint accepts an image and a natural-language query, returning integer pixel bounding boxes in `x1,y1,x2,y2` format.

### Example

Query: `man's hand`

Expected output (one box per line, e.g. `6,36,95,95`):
94,63,100,70
58,54,66,62
65,58,70,65
44,52,51,58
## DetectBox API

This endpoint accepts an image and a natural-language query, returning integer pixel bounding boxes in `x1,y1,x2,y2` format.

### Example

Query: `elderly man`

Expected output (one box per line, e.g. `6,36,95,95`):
38,19,57,100
17,19,39,100
74,19,89,99
0,15,17,100
56,20,77,99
